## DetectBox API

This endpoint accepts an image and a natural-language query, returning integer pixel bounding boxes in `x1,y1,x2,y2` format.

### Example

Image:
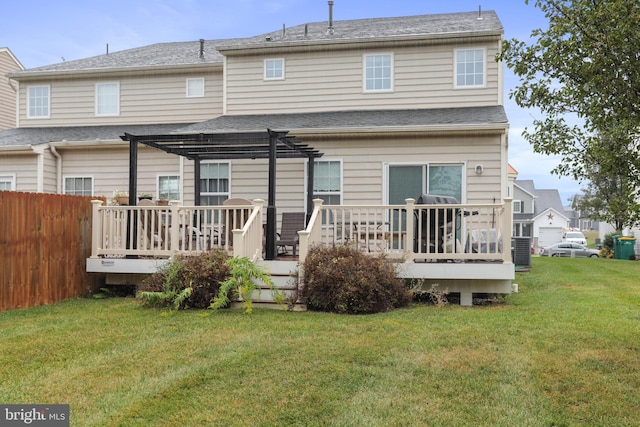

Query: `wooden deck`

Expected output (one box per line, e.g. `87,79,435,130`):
86,198,515,306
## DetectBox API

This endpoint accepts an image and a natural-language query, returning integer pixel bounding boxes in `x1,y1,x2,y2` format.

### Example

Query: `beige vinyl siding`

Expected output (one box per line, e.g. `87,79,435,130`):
56,146,180,199
0,50,20,130
225,42,501,115
182,132,505,212
42,149,57,193
0,154,38,191
17,71,223,127
45,131,504,211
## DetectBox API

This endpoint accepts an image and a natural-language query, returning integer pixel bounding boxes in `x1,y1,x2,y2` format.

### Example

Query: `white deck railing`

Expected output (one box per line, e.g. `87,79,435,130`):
299,198,513,263
90,197,512,265
90,199,264,261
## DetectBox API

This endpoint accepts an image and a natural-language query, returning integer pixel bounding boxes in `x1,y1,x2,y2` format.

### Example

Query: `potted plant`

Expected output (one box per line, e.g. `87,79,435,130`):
156,199,169,206
138,192,153,201
111,190,129,206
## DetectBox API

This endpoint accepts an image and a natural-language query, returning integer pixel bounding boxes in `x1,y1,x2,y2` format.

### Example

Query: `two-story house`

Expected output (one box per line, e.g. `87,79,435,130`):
514,180,570,249
0,9,514,304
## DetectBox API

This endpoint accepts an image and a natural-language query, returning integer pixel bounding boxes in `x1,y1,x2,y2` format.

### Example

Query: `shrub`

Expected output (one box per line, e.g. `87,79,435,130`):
300,245,411,314
138,249,231,309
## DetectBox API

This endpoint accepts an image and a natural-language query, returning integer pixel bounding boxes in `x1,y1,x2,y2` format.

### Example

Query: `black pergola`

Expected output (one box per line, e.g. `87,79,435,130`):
121,129,323,259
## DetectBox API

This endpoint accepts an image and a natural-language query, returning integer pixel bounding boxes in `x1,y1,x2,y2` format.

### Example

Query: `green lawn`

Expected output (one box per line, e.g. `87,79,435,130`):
1,257,639,426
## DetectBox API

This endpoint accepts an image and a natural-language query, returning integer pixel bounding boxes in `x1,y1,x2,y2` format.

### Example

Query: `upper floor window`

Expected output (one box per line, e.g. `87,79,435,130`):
264,58,284,80
200,162,230,205
455,48,485,88
363,54,393,92
27,85,50,118
95,82,120,116
313,160,342,205
513,200,523,214
0,174,16,190
64,176,93,196
186,78,205,97
158,175,180,201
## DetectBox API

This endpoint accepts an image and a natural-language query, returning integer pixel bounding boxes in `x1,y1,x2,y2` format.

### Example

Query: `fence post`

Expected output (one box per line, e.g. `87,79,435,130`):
405,198,415,261
90,199,103,258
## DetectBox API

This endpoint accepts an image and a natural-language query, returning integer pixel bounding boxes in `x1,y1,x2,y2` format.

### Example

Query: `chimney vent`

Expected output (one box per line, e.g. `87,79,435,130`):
199,39,205,58
327,1,334,34
477,5,483,20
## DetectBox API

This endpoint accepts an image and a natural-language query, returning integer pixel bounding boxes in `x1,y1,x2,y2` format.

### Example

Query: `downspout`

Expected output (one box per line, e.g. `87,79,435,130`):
50,144,62,193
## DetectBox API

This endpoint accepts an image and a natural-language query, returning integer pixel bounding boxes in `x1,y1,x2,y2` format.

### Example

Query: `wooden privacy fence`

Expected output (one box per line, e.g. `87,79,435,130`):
0,191,102,311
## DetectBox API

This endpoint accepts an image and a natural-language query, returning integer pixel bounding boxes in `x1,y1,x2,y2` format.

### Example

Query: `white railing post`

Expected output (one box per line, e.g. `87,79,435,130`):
405,198,415,261
502,197,513,263
90,199,104,258
170,201,181,253
298,198,324,262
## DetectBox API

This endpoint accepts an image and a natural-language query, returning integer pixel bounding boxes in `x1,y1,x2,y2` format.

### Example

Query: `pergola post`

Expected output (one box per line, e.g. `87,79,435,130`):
265,132,277,260
127,138,139,257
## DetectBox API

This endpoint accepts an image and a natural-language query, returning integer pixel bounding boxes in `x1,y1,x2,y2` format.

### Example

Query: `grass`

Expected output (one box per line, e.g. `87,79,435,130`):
1,257,639,426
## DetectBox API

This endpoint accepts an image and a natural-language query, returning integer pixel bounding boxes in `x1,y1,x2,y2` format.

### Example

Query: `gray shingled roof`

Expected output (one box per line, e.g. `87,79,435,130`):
176,106,508,133
223,10,502,49
0,123,192,148
11,11,501,76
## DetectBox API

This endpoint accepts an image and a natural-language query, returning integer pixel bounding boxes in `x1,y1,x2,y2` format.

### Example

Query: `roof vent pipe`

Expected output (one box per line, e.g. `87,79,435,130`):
327,1,335,34
477,5,483,20
282,23,286,37
199,39,205,58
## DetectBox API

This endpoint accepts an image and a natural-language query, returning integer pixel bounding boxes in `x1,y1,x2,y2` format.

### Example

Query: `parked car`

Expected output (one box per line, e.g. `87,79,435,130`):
562,231,587,245
540,242,600,258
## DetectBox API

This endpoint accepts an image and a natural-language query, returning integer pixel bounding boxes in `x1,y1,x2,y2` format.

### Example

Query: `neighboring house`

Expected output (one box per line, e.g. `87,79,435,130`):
514,180,570,249
0,9,514,304
0,48,23,130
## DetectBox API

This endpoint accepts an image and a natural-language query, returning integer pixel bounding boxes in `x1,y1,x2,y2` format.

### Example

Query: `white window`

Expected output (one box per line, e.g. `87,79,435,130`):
513,200,523,213
200,162,230,205
27,85,50,118
158,175,180,201
186,78,205,97
264,58,284,80
313,160,342,205
0,174,16,190
364,54,393,92
95,82,120,116
64,176,93,196
455,48,485,88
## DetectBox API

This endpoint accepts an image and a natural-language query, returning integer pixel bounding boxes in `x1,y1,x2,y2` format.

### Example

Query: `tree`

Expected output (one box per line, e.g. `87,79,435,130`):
572,155,640,231
499,0,640,226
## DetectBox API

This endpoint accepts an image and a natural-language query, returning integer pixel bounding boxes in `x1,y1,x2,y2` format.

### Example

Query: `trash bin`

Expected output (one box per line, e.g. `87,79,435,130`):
614,236,636,260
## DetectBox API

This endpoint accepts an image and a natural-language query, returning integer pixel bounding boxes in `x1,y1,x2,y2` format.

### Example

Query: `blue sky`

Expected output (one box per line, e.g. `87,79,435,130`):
1,0,581,202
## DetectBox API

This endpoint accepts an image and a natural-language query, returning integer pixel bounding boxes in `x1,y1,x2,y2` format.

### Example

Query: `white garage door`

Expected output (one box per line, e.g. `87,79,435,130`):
539,227,563,248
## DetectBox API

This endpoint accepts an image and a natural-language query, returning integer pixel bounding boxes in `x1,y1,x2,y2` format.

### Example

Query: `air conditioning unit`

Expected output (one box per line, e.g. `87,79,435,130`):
512,237,532,268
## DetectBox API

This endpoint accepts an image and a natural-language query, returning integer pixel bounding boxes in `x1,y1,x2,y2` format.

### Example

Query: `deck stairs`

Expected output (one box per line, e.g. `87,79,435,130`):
230,260,306,311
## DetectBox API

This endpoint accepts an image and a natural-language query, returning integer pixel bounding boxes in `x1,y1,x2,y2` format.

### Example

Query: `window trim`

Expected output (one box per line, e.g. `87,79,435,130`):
454,47,486,89
513,199,523,214
0,174,16,190
95,81,120,116
363,53,394,93
63,175,94,196
157,174,181,201
27,85,50,119
264,58,285,81
186,78,205,98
